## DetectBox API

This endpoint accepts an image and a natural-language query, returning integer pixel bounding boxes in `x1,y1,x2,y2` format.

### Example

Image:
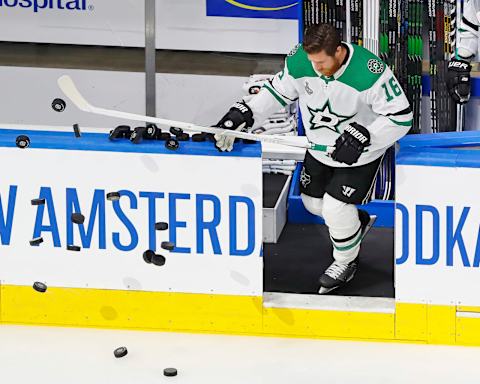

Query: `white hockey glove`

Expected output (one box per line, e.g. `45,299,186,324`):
214,101,254,152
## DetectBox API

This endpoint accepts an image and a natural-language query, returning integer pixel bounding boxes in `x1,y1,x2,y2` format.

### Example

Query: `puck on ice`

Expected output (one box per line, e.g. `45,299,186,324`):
16,135,30,149
29,237,43,246
52,98,66,112
176,132,190,141
67,245,81,252
107,192,121,201
31,198,46,206
71,213,85,224
161,241,175,251
33,281,47,293
113,347,128,358
155,222,168,231
163,368,177,377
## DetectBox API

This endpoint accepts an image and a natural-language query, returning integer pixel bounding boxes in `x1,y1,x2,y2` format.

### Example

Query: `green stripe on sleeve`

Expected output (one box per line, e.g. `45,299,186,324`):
263,83,287,107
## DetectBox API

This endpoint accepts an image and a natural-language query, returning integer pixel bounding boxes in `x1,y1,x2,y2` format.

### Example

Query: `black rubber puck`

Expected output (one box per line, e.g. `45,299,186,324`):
158,132,171,140
145,125,159,140
31,198,46,206
107,192,121,201
52,98,66,112
151,254,166,266
73,123,81,138
67,245,81,251
33,281,47,293
249,85,261,94
165,138,179,150
143,250,154,264
130,127,146,144
109,125,131,140
163,368,177,377
16,135,30,149
71,213,85,224
161,241,175,251
29,237,43,246
114,347,128,358
169,127,183,136
176,132,190,141
192,133,207,142
155,222,168,231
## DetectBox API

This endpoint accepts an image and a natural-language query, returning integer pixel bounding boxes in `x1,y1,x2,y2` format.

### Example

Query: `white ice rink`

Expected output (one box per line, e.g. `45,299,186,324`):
0,325,478,384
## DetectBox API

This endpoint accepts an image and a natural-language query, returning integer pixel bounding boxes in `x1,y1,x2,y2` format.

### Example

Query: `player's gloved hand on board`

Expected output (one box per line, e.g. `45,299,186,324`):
214,101,254,152
447,59,472,104
331,122,371,165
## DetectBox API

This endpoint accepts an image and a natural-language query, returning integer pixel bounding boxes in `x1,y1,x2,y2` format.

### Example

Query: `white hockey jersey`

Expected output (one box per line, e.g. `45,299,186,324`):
457,0,480,60
247,42,413,167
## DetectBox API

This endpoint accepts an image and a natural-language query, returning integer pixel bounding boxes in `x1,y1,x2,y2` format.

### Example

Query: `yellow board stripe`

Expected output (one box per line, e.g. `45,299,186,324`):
3,285,480,346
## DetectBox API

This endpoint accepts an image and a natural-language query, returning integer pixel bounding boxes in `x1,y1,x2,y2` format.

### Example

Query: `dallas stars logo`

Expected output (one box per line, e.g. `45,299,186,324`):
307,100,355,133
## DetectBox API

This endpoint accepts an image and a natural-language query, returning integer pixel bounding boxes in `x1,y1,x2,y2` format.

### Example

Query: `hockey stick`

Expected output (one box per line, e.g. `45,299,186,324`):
57,75,333,154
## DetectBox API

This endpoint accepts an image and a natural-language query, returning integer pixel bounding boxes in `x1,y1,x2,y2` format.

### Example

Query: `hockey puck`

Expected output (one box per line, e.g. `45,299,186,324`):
145,124,159,139
161,241,175,251
158,132,171,140
109,125,131,140
176,132,190,141
31,198,46,206
107,192,121,201
29,237,43,246
169,127,183,136
155,222,168,231
192,133,207,142
163,368,177,377
130,127,146,144
113,347,128,358
16,135,30,149
151,253,166,266
71,212,85,225
143,250,154,264
33,281,47,293
73,123,81,138
249,85,261,94
165,138,179,151
67,245,81,252
52,98,66,112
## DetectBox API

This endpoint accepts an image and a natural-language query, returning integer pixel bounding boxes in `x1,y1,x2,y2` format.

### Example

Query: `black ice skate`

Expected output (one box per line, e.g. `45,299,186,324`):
318,210,377,294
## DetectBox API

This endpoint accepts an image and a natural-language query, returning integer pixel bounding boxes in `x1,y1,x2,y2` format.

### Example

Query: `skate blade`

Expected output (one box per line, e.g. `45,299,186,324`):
318,286,335,294
361,215,377,240
318,271,357,295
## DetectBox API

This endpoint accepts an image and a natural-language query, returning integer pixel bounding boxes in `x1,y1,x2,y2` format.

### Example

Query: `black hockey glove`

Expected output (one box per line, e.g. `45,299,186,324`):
331,123,371,165
214,101,254,152
447,59,472,105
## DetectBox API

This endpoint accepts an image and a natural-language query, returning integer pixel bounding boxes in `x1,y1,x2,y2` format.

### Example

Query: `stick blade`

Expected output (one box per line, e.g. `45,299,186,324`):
57,75,92,112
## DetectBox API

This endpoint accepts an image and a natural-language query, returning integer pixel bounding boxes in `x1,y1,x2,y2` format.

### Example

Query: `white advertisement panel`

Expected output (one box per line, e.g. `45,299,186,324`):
0,137,263,295
0,0,297,54
395,164,480,305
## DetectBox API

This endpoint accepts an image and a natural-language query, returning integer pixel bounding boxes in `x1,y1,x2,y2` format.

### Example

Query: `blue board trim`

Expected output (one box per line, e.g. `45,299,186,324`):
287,163,394,227
0,129,262,158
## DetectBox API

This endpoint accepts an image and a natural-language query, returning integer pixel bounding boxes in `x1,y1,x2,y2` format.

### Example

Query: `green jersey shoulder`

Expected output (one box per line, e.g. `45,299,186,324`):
285,43,387,92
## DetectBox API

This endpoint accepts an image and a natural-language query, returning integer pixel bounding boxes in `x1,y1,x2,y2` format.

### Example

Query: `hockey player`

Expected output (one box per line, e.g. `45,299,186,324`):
447,0,479,104
214,23,412,294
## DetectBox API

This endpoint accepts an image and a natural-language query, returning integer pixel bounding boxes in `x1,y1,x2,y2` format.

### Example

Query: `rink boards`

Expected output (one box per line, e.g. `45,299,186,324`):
2,128,480,346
